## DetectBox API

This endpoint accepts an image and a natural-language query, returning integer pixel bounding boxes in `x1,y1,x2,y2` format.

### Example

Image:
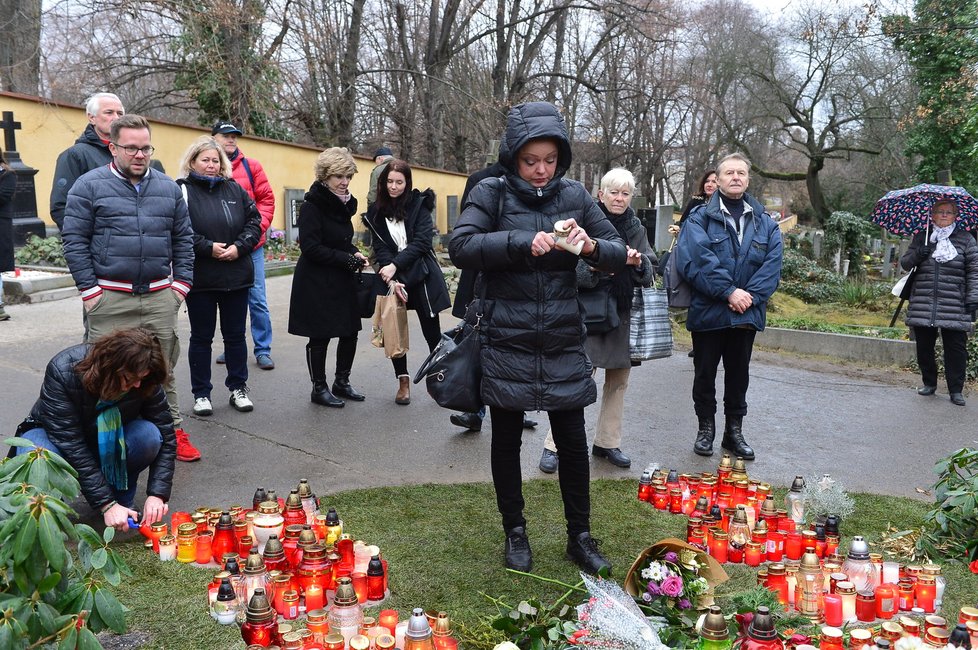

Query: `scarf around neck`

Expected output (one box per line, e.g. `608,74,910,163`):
97,398,128,491
929,223,958,263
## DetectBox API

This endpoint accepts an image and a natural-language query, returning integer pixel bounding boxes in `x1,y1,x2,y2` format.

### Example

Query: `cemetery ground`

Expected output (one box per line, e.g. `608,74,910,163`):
1,274,977,648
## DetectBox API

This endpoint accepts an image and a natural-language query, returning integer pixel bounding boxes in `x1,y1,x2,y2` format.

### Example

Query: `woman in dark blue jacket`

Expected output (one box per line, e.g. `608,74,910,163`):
450,102,627,576
178,137,262,421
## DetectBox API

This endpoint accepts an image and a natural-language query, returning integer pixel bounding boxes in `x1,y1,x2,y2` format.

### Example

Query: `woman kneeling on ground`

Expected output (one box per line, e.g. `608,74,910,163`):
11,327,176,531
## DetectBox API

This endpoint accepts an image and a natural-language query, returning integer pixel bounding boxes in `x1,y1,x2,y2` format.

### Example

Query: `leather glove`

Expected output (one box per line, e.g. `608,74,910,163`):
917,246,932,262
345,255,366,272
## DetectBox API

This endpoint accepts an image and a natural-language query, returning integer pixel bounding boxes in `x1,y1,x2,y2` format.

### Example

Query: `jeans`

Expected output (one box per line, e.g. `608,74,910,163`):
186,288,250,398
248,248,273,357
490,406,590,536
17,419,163,508
914,326,968,393
691,327,757,418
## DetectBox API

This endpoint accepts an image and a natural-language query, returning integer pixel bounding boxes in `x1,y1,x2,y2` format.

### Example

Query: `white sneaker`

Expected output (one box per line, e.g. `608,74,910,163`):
229,387,254,412
193,397,213,416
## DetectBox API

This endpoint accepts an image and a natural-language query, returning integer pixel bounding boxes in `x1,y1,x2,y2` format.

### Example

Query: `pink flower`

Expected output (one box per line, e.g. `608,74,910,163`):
661,575,683,597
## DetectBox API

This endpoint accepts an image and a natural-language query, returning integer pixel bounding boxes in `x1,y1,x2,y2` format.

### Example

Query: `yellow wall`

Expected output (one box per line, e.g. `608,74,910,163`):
0,92,467,233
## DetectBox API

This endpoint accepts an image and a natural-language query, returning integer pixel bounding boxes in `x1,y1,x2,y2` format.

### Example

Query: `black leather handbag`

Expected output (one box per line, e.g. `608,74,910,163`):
412,309,484,413
580,287,619,334
355,269,383,318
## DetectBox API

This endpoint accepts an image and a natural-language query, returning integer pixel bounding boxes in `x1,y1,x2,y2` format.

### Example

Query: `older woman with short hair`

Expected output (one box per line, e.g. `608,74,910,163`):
537,168,655,474
288,147,369,407
901,199,978,405
178,136,263,420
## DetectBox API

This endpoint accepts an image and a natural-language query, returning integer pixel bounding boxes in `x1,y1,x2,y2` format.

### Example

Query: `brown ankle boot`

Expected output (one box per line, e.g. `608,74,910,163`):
395,375,411,405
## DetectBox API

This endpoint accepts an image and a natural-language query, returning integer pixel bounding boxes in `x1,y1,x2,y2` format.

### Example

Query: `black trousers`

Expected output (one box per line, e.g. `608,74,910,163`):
308,336,358,375
914,326,968,393
691,327,757,418
392,309,441,377
489,406,590,537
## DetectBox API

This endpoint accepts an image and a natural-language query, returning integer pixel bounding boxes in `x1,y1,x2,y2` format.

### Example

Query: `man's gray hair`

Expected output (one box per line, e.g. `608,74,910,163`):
717,152,752,173
85,92,123,117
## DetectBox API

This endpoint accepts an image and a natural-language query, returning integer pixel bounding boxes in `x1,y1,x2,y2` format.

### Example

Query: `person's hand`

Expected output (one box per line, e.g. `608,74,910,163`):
104,502,139,532
392,282,408,302
212,242,227,258
668,224,681,236
354,252,368,264
82,294,102,313
380,263,397,283
142,496,169,525
625,247,643,267
917,246,932,262
727,288,753,314
531,231,556,257
170,288,184,304
216,244,239,262
561,218,596,256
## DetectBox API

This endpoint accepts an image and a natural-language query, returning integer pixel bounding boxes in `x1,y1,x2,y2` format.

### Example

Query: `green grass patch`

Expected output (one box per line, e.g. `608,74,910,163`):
109,480,978,649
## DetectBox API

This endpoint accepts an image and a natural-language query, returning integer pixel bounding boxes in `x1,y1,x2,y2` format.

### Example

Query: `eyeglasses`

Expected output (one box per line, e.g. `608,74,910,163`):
112,143,155,156
933,210,957,216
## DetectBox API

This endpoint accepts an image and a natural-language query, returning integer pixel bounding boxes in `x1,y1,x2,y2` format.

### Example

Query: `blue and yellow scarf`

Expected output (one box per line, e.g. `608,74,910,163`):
96,398,127,491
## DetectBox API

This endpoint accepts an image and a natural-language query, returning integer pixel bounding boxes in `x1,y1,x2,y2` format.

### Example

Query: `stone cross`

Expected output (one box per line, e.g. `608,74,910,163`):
0,111,22,154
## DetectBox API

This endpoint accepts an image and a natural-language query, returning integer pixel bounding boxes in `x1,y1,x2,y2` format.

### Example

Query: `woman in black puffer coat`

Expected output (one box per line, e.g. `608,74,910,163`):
900,200,978,405
289,147,370,408
363,160,450,405
178,137,262,418
12,328,175,531
450,101,627,576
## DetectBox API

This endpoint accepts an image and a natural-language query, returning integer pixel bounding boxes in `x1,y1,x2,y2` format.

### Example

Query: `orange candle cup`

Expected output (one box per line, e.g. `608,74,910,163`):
351,572,368,603
379,609,398,635
195,531,214,565
304,584,325,611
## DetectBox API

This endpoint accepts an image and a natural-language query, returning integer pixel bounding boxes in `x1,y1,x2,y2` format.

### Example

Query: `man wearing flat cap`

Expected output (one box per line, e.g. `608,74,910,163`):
211,120,278,371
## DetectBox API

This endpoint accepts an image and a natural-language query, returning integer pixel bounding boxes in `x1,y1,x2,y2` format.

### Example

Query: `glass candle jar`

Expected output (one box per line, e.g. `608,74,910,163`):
921,564,945,610
252,501,285,554
211,512,237,564
709,531,728,564
158,535,176,561
916,575,937,613
856,592,876,623
819,626,844,650
960,607,978,625
784,531,802,561
766,563,788,605
328,577,363,646
296,544,331,595
324,633,346,650
638,471,653,502
880,621,904,647
901,615,922,637
379,609,399,635
652,485,668,510
876,583,897,620
848,628,872,650
241,588,278,647
307,608,329,642
176,523,197,563
836,581,856,623
367,555,385,601
148,521,167,553
898,579,915,611
823,593,842,627
214,576,239,625
669,488,683,514
766,530,784,562
745,542,764,567
281,589,299,620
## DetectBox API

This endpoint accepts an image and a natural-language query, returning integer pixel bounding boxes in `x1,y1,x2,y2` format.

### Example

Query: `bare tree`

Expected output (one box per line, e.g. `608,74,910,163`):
0,0,42,94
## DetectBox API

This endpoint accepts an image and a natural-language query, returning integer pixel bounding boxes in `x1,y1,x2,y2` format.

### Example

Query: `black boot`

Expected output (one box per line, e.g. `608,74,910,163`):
693,416,716,456
306,344,344,408
332,371,365,401
721,415,754,460
566,532,612,576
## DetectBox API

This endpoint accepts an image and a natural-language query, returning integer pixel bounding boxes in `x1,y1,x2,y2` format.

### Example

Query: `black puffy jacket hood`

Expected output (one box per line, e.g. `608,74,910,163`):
498,102,574,204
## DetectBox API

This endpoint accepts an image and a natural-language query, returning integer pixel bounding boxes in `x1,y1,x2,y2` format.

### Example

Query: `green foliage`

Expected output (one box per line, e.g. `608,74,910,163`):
263,228,300,261
884,0,978,189
778,249,845,303
916,447,978,563
837,281,891,310
0,439,131,649
908,330,978,381
14,234,66,268
766,316,906,339
821,211,876,276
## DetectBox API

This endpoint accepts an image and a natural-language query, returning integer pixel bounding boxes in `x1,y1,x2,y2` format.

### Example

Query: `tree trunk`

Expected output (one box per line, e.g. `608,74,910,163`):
0,0,41,94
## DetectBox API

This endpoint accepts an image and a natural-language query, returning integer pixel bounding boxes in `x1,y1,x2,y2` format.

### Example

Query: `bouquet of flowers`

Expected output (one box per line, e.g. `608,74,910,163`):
632,547,710,612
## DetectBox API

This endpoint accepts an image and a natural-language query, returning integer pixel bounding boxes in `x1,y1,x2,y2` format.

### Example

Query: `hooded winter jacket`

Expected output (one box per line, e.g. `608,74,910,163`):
675,191,783,332
228,149,275,247
449,102,627,412
900,226,978,331
21,344,176,512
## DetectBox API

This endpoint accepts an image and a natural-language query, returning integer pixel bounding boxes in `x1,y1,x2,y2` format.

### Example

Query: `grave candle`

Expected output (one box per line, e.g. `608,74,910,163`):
304,584,325,611
766,530,784,562
856,592,876,623
916,575,936,613
823,593,843,627
784,532,802,561
158,535,176,561
709,531,728,563
848,628,872,650
876,583,897,620
745,542,764,567
379,609,398,635
836,581,856,623
883,561,900,585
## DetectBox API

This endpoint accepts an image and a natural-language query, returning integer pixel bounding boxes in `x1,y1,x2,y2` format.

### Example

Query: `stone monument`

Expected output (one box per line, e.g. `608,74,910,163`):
0,111,45,244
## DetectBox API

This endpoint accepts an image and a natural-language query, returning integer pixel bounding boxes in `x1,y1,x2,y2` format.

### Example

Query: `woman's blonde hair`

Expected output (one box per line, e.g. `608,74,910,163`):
315,147,358,183
178,136,232,178
600,168,636,193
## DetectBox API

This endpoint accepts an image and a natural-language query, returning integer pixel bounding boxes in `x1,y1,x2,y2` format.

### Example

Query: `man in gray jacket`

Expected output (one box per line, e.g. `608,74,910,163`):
62,114,200,463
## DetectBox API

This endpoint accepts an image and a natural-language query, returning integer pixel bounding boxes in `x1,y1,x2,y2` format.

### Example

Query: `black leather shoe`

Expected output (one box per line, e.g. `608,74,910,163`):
566,532,612,576
538,449,558,474
918,385,937,396
504,526,532,571
592,445,631,468
332,376,366,401
450,412,483,432
311,382,345,408
950,392,966,406
522,417,538,429
720,416,755,460
693,416,715,457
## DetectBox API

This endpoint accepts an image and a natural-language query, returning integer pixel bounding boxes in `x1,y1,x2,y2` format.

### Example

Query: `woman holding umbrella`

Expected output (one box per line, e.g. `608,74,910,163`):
899,200,978,405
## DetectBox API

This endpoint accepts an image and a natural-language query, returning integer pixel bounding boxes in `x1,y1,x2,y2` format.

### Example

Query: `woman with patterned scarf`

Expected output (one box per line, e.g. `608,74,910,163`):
11,328,176,530
901,200,978,406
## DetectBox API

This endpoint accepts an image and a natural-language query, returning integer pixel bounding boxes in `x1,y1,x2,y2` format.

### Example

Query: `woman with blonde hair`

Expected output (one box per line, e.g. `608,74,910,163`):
288,147,369,407
177,136,263,421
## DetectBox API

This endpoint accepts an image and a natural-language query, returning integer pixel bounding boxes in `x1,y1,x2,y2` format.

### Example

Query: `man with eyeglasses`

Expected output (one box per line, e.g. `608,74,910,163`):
62,114,201,463
49,92,164,231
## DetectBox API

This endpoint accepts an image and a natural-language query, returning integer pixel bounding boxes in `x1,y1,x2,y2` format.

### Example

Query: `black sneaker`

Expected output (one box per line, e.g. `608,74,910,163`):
566,531,611,576
504,526,532,571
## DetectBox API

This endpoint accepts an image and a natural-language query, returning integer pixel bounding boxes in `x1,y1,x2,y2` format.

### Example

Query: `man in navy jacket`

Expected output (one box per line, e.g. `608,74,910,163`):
675,153,782,461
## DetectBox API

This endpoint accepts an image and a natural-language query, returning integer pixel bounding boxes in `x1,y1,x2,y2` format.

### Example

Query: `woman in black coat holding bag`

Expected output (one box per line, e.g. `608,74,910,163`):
450,101,627,576
289,147,369,408
900,199,978,406
363,160,450,405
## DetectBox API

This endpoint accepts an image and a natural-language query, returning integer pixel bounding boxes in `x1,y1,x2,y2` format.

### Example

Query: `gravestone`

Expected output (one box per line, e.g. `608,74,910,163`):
446,195,459,230
812,232,823,259
1,111,45,244
284,188,304,245
653,204,676,251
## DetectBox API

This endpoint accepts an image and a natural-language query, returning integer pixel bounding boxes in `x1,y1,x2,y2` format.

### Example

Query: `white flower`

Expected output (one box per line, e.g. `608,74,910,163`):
645,561,665,581
493,643,521,650
894,637,924,650
641,568,653,580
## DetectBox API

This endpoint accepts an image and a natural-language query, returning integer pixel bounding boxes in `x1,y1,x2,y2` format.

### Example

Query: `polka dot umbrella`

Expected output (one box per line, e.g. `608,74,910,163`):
869,183,978,236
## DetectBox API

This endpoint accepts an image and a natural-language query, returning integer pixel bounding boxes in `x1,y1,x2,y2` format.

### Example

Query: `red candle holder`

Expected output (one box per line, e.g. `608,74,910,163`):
784,531,802,561
379,609,398,635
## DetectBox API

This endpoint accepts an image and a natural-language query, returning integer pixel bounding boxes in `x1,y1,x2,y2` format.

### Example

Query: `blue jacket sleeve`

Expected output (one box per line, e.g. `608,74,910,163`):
743,223,783,304
170,188,195,288
62,179,99,293
675,209,737,301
